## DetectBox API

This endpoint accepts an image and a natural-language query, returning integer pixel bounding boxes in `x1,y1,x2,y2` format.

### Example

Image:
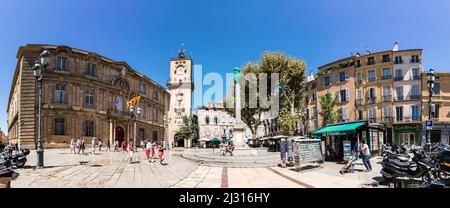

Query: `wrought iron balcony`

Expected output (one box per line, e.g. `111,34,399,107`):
394,76,404,81
395,96,404,101
412,75,421,80
382,95,392,102
382,75,391,80
382,57,391,63
356,80,363,85
368,118,377,123
410,58,421,63
367,97,376,104
410,95,421,100
382,116,392,122
108,109,131,118
395,60,404,64
356,99,363,105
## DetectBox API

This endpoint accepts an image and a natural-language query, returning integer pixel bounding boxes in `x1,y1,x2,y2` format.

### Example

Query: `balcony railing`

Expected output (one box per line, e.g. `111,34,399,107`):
368,118,377,123
395,96,404,101
108,109,131,118
382,75,392,80
356,80,363,85
382,58,391,63
367,97,376,104
395,60,404,64
356,99,363,105
382,116,392,122
382,95,392,102
412,75,421,80
394,76,404,81
410,58,421,63
395,116,420,122
410,95,421,100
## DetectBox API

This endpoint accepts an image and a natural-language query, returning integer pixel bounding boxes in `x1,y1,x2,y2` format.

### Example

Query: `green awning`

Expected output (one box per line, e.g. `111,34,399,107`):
222,138,232,142
311,121,367,137
211,138,221,142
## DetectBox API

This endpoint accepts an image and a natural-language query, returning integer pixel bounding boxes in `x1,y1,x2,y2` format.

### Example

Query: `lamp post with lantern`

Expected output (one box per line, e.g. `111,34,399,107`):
129,104,141,152
32,49,51,168
426,68,436,148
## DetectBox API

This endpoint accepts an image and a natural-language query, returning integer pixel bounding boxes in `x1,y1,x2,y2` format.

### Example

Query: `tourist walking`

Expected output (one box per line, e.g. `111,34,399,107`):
70,138,76,154
140,140,145,152
114,140,118,152
81,138,86,155
150,141,156,163
77,138,82,154
91,137,97,155
106,139,111,152
158,142,165,165
360,139,372,172
145,140,151,161
129,141,134,163
121,140,127,154
98,139,103,152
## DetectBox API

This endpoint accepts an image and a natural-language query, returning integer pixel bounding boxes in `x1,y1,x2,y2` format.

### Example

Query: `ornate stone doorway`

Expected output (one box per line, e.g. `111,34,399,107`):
115,126,125,144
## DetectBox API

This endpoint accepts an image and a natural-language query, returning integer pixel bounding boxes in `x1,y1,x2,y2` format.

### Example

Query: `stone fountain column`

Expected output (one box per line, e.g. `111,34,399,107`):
233,67,248,148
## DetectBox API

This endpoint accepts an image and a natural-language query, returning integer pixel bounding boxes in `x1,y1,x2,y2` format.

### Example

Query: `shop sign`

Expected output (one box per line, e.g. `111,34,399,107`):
394,124,420,131
425,120,433,130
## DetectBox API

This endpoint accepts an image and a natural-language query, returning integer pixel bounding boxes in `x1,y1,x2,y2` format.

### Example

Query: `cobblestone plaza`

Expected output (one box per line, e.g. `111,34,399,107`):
11,148,384,188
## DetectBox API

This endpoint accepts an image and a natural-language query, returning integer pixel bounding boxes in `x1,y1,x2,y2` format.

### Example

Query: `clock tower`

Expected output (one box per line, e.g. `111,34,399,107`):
167,47,194,147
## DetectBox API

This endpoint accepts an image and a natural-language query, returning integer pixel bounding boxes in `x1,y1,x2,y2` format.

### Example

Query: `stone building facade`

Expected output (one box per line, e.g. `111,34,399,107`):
7,44,170,148
421,72,450,145
306,43,424,145
197,102,235,141
166,49,194,147
0,128,7,144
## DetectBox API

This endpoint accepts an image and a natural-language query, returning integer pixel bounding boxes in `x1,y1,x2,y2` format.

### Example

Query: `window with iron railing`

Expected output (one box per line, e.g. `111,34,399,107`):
382,95,392,102
382,55,391,63
410,55,420,63
367,57,375,65
394,56,403,64
367,97,376,104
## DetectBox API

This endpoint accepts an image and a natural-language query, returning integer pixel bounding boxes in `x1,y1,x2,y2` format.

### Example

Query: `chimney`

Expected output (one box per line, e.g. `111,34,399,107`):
393,42,399,51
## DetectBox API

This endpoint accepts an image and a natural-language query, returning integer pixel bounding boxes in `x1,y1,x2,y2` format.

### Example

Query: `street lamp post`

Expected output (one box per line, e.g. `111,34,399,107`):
32,50,51,169
426,68,436,149
129,105,141,152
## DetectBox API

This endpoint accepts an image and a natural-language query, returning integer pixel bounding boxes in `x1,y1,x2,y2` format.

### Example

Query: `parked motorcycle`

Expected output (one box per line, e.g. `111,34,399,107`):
381,147,434,183
0,148,30,168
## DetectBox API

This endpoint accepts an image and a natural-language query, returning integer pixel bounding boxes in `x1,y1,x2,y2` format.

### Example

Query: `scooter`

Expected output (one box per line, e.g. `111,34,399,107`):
0,148,30,168
381,148,434,182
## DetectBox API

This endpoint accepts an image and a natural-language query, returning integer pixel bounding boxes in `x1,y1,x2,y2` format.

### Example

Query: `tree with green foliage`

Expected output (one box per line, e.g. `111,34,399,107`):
224,51,307,137
175,116,198,145
319,92,337,126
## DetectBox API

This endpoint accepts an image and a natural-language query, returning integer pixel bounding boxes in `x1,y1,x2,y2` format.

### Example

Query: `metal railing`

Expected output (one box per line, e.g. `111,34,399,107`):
367,97,377,104
382,75,392,80
356,99,363,105
394,76,404,81
382,95,392,102
409,95,421,100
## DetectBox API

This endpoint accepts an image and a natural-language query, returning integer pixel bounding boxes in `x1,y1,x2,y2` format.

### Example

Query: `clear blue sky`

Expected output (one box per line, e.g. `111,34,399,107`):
1,0,450,134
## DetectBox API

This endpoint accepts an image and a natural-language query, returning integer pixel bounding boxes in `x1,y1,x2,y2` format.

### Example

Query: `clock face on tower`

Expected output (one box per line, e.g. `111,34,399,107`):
176,65,185,74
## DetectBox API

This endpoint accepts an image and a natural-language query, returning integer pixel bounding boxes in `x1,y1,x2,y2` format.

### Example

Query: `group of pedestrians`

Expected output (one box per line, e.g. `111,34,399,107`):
69,137,167,165
70,137,112,155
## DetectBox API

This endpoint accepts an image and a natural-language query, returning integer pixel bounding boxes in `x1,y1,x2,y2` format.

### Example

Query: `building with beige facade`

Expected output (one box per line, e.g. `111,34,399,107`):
7,44,169,148
421,72,450,145
197,102,235,141
166,49,194,147
307,43,424,156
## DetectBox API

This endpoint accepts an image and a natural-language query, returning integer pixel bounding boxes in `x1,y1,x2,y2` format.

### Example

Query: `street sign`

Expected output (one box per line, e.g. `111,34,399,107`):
425,120,433,130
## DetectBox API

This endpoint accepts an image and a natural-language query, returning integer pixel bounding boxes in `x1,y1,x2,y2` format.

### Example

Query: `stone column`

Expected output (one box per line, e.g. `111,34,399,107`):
109,119,113,146
233,67,247,148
